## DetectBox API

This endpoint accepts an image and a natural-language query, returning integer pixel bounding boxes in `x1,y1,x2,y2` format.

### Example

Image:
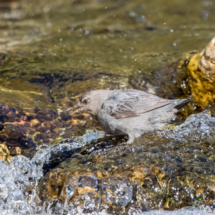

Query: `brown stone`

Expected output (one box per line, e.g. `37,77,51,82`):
198,37,215,80
10,146,21,156
30,119,40,127
181,37,215,108
91,155,105,163
150,164,161,175
77,186,96,195
0,143,12,162
128,166,148,184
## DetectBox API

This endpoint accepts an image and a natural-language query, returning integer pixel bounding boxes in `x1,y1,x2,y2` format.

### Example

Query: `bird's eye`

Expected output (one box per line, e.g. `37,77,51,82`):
82,99,88,104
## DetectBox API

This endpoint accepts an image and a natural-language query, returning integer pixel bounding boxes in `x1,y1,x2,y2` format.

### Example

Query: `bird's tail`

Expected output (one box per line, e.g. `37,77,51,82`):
174,98,193,110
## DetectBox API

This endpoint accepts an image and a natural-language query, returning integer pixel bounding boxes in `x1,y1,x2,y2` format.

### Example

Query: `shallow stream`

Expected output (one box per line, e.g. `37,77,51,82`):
0,0,215,214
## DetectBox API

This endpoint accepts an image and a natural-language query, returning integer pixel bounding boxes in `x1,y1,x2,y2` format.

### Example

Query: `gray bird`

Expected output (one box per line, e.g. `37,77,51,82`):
68,89,191,144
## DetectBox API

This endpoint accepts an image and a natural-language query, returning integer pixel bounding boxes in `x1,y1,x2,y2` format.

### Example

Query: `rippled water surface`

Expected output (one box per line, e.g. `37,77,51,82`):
0,0,215,108
1,0,215,214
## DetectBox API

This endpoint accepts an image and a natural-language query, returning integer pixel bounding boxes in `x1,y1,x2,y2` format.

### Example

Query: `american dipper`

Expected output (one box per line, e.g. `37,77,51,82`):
68,89,191,144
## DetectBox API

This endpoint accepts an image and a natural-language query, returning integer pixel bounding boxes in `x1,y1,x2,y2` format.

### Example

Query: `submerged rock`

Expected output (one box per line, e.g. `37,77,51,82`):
0,144,12,162
0,104,97,157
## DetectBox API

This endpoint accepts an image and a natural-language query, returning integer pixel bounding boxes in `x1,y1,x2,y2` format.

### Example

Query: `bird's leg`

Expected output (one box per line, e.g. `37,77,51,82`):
126,133,135,144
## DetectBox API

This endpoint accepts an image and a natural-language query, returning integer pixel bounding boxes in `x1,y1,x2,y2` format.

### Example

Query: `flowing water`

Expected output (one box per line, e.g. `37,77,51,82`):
1,0,215,109
1,0,215,214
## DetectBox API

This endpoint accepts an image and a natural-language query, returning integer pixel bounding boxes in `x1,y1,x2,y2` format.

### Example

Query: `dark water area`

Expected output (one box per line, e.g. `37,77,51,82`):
0,0,215,214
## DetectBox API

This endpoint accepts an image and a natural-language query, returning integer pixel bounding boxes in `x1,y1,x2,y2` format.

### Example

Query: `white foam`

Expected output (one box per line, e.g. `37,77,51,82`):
142,207,214,215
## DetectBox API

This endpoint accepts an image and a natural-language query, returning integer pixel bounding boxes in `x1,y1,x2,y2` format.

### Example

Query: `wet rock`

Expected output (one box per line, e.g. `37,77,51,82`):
60,174,100,213
35,111,215,214
0,143,12,162
177,37,215,109
101,177,133,213
158,110,215,142
163,37,215,110
1,111,215,214
40,170,136,214
198,37,215,80
0,130,107,214
32,129,106,174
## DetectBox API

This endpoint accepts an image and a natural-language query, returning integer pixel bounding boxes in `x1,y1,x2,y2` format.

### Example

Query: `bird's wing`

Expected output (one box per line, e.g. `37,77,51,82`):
101,89,174,119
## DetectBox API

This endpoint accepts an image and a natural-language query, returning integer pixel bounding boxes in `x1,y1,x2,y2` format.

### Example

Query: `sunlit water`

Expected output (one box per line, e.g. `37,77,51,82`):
0,0,215,109
0,0,215,214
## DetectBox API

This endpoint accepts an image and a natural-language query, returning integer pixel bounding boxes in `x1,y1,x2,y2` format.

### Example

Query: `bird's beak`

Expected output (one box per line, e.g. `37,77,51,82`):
66,101,84,115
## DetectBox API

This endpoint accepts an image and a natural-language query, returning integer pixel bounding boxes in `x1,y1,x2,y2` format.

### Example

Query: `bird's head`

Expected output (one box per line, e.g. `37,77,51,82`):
67,90,111,116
